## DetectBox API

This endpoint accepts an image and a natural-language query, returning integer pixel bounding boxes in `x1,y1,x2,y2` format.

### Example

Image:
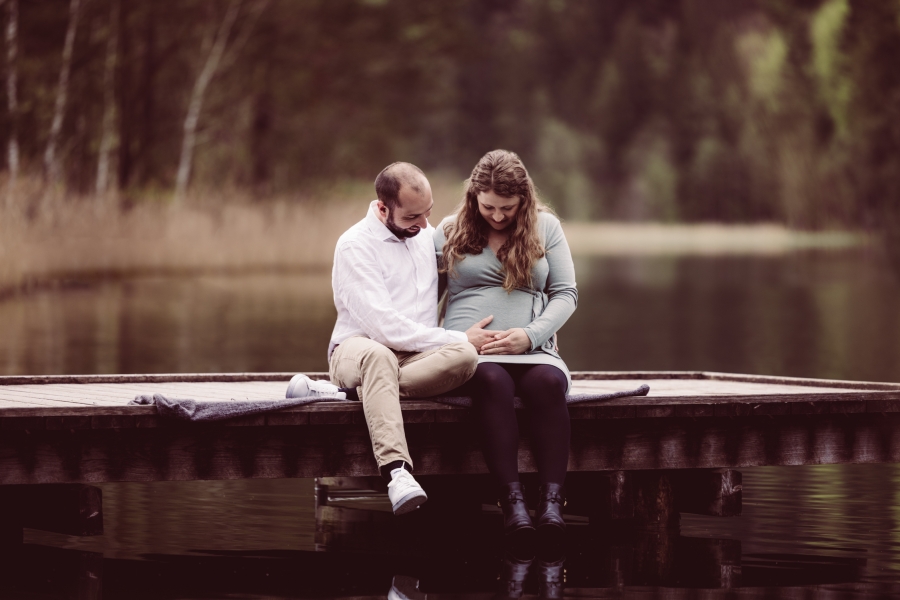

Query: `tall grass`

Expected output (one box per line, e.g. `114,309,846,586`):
0,174,873,297
0,175,468,296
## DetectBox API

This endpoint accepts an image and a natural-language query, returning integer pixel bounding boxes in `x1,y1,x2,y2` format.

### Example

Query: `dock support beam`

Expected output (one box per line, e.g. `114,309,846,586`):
0,484,103,545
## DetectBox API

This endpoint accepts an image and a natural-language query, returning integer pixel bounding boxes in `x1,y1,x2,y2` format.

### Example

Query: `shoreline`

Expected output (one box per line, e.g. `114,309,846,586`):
0,221,877,301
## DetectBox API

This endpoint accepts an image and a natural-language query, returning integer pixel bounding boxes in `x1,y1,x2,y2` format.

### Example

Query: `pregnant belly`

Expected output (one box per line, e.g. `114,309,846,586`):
444,287,535,333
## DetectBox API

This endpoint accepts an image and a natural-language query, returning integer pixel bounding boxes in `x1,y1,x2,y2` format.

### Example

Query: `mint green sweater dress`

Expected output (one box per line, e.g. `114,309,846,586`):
433,212,578,393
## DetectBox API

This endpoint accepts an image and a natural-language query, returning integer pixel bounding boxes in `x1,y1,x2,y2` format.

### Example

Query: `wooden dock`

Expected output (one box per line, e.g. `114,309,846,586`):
1,370,899,539
1,370,899,486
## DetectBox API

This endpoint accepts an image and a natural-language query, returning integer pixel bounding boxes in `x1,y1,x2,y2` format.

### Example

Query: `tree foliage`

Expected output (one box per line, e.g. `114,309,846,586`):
2,0,899,229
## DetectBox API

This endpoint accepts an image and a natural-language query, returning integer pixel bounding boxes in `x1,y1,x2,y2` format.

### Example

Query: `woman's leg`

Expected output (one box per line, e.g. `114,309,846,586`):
457,362,519,485
516,365,570,485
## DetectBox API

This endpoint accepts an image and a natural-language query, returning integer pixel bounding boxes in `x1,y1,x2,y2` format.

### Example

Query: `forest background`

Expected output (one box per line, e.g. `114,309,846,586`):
1,0,899,292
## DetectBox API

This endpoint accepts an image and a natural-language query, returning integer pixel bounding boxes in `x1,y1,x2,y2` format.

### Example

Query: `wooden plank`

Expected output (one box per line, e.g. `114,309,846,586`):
0,398,54,408
0,372,305,386
701,370,900,391
1,369,895,390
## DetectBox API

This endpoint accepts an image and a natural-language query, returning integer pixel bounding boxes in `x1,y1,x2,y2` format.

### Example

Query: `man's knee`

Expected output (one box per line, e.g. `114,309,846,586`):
444,342,479,379
358,342,400,375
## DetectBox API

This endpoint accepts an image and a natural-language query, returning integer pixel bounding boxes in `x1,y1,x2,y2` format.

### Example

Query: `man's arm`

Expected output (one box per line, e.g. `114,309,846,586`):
335,242,469,352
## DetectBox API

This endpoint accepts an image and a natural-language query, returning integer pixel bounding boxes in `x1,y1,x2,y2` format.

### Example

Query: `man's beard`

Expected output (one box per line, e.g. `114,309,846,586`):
386,209,421,239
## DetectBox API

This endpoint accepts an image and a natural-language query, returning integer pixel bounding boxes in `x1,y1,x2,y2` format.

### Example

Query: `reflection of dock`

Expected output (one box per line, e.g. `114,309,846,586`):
0,371,898,549
0,537,877,598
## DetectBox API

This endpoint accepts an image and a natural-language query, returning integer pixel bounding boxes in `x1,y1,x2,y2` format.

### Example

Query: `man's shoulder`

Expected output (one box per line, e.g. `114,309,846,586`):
336,218,371,248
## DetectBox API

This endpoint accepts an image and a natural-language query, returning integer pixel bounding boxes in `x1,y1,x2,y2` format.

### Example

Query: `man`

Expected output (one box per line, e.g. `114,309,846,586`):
287,162,498,515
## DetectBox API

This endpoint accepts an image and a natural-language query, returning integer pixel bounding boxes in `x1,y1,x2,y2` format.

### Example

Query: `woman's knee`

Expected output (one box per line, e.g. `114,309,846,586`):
470,363,515,400
520,366,567,404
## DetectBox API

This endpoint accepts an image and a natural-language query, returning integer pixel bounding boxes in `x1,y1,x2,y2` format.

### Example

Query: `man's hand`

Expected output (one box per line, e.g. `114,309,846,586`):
465,315,501,349
479,328,531,355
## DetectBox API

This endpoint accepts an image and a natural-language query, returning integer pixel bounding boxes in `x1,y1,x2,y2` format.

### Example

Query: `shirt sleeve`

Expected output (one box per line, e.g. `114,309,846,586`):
523,216,578,351
334,241,467,352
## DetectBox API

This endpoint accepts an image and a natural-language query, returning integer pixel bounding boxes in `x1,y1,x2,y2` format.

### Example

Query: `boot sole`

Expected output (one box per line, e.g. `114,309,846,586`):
392,490,428,515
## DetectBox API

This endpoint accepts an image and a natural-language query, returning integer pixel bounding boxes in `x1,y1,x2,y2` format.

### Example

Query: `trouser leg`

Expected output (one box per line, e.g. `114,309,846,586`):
395,341,479,398
329,337,479,470
329,336,410,469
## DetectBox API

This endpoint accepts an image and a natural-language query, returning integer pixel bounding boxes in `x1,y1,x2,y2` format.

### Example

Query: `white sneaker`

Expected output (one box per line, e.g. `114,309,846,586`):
387,468,428,515
388,576,426,600
285,374,347,399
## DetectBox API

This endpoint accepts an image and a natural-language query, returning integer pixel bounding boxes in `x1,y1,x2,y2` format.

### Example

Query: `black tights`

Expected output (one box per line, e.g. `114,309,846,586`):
457,363,570,486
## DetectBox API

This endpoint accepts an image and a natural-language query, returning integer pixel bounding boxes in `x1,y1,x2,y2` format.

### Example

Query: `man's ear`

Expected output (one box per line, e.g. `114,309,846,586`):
376,200,388,215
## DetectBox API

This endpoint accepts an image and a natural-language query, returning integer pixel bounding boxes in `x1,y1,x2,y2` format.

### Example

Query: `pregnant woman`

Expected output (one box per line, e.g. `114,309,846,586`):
434,149,577,538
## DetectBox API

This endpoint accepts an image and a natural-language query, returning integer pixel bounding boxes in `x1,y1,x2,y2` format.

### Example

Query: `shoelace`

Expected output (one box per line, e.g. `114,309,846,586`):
390,471,417,491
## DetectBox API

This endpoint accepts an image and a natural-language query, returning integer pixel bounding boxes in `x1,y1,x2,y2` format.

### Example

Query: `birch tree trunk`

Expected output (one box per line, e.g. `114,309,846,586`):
43,0,81,185
173,0,241,205
96,0,120,198
5,0,18,209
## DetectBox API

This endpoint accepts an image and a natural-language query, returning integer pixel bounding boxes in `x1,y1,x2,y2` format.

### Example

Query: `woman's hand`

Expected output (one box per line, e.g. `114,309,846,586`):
480,328,531,355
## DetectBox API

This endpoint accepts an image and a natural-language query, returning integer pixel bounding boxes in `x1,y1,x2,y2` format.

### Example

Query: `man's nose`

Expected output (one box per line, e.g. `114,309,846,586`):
415,214,428,228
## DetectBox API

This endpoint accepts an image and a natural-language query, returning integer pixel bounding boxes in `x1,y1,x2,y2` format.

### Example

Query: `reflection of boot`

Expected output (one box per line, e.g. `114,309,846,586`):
388,575,427,600
537,556,565,600
497,552,533,599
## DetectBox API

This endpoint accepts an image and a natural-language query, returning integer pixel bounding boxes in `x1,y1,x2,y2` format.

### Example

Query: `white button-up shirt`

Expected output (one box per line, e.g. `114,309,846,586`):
328,201,467,359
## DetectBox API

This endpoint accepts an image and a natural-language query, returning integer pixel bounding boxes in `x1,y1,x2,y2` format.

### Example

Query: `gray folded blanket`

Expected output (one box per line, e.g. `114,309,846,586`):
130,384,650,422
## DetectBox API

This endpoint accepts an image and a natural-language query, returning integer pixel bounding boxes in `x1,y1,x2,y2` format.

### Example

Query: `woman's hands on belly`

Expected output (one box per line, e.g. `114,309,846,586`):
479,328,531,355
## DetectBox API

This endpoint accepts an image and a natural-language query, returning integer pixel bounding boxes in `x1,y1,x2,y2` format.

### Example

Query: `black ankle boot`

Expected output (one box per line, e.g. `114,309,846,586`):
535,483,565,534
498,482,534,536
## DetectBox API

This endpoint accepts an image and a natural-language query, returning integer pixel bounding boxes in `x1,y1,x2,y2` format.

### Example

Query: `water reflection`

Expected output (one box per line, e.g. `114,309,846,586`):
4,249,900,597
1,527,889,599
1,250,899,381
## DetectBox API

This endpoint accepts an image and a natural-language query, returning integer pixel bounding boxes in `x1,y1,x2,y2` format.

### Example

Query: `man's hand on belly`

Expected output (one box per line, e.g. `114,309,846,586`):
465,315,503,350
479,328,531,355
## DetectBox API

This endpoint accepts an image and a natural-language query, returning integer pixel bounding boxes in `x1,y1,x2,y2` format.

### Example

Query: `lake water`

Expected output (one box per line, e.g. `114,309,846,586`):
2,247,900,598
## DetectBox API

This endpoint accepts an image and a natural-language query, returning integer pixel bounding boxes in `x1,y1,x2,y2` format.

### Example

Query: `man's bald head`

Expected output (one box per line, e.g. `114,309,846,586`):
375,162,429,210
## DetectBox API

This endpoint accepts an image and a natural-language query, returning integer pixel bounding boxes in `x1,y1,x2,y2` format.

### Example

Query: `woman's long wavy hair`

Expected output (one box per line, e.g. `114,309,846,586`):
441,150,551,292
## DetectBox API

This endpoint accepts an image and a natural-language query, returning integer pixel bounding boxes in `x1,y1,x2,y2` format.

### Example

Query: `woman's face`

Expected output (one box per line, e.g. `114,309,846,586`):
476,190,522,231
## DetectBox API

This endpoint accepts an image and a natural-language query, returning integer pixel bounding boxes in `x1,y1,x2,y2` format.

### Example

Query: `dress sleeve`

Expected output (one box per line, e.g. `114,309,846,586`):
523,216,578,351
334,241,467,352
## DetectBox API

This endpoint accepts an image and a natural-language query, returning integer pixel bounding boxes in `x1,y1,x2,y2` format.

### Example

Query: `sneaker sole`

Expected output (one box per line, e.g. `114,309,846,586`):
285,376,307,399
392,490,428,516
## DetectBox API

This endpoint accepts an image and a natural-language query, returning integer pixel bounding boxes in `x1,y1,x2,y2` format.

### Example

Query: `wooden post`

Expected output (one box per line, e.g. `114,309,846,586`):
0,544,102,599
572,470,742,529
0,484,103,537
672,469,742,517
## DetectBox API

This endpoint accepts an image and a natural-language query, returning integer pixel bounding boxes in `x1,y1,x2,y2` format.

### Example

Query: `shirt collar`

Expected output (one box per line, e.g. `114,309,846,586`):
365,200,404,243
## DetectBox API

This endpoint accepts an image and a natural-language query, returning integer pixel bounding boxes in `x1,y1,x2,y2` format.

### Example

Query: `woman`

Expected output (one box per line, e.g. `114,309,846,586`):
434,150,577,537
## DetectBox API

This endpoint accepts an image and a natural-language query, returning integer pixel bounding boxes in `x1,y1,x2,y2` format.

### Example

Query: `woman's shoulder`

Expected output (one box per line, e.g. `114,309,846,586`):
432,214,456,246
537,210,560,223
536,210,563,236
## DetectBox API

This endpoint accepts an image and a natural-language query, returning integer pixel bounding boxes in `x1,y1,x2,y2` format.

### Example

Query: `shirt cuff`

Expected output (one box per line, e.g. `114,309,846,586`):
446,330,468,344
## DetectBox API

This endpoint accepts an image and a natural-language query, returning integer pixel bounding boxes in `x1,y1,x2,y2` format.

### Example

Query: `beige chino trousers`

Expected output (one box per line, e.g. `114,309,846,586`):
329,336,478,469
